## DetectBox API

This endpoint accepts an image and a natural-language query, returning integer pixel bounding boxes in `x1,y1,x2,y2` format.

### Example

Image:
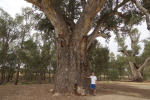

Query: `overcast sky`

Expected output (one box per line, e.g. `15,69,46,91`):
0,0,150,56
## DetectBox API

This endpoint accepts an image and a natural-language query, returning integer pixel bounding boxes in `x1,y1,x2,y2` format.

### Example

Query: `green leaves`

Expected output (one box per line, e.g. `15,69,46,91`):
88,40,109,76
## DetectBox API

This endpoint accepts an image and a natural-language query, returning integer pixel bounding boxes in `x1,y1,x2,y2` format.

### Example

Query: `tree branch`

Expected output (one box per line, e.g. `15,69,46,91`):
133,0,150,30
96,0,129,25
73,0,107,38
87,29,108,49
26,0,69,38
118,49,130,57
114,0,129,11
115,12,127,20
138,57,150,71
88,0,129,39
87,0,129,49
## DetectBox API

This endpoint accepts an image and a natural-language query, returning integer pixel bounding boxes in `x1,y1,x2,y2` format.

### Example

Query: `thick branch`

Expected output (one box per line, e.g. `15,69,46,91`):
133,0,150,30
26,0,69,38
115,12,127,20
89,0,129,40
87,0,129,49
73,0,107,38
87,30,108,49
114,0,129,11
119,50,130,57
114,31,130,57
96,0,129,25
138,57,150,71
128,30,137,55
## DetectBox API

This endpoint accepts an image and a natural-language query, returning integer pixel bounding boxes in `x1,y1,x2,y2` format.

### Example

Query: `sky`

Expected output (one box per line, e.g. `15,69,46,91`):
0,0,150,56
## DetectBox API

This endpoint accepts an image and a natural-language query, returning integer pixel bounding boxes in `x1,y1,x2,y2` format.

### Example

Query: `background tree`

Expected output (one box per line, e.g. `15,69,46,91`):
115,28,150,81
14,7,37,85
34,12,56,83
108,55,128,81
141,39,150,80
88,40,109,81
0,8,18,84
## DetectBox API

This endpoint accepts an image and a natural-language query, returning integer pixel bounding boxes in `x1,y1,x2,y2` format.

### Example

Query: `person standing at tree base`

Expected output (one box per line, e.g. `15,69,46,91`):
84,72,97,96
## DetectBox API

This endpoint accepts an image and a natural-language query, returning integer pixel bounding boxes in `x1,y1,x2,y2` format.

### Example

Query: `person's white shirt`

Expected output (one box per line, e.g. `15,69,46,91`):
90,76,97,84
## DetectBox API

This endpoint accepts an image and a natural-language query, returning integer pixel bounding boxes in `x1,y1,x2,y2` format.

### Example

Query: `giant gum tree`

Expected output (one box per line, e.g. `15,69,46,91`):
25,0,149,95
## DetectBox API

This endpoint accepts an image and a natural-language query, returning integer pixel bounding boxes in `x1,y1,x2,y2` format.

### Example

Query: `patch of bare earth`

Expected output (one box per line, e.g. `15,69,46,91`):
0,82,150,100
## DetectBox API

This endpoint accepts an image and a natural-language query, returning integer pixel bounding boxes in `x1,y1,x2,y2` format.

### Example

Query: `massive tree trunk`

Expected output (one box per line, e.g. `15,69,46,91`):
54,33,88,95
129,62,143,82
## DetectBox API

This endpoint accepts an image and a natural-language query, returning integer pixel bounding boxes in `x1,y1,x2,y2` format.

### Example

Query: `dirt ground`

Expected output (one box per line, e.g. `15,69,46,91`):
0,81,150,100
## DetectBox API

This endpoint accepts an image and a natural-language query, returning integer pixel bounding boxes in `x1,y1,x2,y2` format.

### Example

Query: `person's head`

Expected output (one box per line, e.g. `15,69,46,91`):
91,72,95,76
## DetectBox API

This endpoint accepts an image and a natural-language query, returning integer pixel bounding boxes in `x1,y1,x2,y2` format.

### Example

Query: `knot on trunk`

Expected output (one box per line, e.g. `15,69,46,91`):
75,84,86,96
